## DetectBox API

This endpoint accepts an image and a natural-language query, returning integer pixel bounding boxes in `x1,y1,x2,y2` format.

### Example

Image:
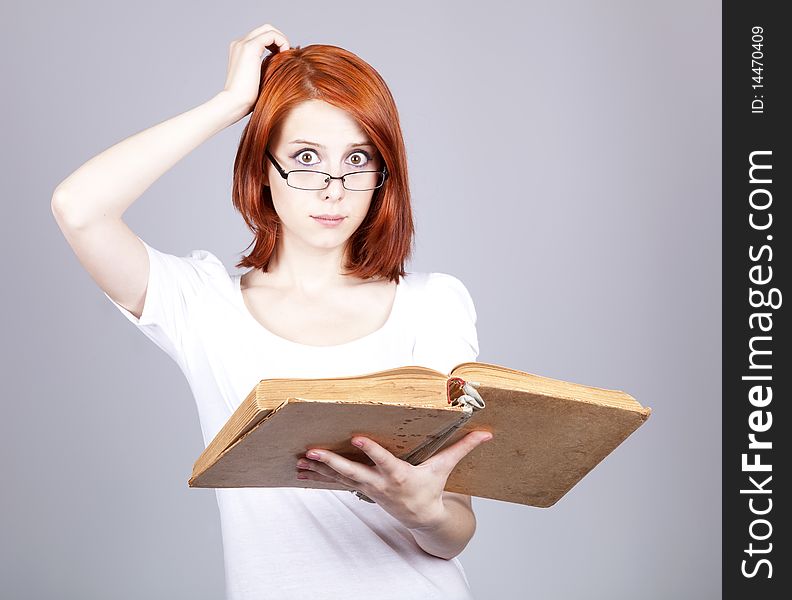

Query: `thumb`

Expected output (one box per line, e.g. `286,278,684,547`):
427,430,493,473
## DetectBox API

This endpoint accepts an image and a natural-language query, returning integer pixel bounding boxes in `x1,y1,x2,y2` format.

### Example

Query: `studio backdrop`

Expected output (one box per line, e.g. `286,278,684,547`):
1,1,720,598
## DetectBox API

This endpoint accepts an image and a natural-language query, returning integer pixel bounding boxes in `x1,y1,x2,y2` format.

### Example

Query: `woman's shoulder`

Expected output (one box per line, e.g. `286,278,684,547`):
404,271,480,367
403,271,471,294
139,237,233,293
175,247,228,278
401,271,475,313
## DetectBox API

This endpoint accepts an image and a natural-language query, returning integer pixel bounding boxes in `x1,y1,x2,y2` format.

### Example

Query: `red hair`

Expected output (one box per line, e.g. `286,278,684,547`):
232,44,414,282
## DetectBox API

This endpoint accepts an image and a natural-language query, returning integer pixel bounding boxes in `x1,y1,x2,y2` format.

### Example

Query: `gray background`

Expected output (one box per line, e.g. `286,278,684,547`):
1,1,721,598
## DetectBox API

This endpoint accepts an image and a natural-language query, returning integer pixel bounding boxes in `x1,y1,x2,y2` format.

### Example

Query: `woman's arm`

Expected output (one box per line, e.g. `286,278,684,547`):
298,433,492,560
407,492,476,560
52,22,289,224
51,24,290,318
51,91,246,226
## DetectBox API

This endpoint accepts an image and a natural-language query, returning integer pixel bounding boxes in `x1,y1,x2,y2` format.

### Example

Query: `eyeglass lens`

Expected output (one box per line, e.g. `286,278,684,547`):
287,171,384,191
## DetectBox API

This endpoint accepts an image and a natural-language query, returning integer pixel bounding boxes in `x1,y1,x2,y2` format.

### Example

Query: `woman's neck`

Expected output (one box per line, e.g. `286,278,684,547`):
259,239,354,293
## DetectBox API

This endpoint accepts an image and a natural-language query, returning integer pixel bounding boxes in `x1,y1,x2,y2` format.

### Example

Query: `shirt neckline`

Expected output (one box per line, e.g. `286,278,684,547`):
233,272,406,350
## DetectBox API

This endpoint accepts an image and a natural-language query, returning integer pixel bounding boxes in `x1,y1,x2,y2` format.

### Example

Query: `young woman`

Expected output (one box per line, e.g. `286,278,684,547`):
51,23,492,600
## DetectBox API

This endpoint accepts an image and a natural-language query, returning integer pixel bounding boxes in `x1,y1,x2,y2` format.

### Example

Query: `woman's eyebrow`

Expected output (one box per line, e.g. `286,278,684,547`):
288,139,375,149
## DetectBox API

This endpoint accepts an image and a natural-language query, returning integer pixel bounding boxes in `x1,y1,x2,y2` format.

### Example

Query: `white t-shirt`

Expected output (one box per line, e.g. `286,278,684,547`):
103,236,481,600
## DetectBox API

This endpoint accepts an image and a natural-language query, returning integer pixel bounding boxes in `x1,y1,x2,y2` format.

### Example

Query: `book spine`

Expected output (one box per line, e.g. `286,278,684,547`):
398,377,486,465
447,377,486,410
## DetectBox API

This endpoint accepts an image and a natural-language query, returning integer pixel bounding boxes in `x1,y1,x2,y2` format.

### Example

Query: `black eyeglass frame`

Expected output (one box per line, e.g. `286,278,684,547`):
264,149,389,191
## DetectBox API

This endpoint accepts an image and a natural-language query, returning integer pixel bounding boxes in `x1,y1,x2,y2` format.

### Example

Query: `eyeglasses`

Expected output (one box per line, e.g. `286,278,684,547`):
264,149,389,191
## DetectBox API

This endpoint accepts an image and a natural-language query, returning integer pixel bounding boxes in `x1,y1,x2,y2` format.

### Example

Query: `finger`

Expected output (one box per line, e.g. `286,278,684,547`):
425,431,493,473
246,30,290,55
297,468,354,489
351,436,402,477
306,448,378,488
241,23,286,43
298,460,359,488
251,28,290,52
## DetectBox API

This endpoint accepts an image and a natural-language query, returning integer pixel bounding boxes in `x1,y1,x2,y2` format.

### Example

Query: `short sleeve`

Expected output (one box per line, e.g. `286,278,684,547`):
411,272,480,374
103,236,227,366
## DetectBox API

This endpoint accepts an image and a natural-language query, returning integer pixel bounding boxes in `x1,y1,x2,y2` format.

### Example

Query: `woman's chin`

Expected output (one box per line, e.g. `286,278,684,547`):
305,234,351,250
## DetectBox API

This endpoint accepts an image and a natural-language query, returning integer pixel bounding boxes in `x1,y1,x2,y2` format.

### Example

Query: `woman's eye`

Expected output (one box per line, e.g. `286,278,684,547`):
290,148,372,168
347,151,371,168
294,150,319,166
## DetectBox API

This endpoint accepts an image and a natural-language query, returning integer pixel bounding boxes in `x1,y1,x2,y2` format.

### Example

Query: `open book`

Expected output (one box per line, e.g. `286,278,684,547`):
188,362,651,508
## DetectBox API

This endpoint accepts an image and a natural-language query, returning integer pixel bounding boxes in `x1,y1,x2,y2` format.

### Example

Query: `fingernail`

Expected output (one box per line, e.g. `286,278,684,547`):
352,439,364,447
306,451,321,459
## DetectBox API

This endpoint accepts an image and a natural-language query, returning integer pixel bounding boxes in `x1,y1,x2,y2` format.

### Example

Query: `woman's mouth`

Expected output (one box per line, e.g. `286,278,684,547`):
311,215,346,227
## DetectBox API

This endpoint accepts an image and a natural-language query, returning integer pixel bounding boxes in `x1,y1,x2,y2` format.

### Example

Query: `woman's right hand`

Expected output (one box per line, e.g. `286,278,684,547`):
221,24,290,118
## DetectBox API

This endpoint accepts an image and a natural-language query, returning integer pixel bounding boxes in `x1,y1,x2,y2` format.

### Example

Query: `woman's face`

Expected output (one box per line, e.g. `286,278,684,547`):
265,99,383,255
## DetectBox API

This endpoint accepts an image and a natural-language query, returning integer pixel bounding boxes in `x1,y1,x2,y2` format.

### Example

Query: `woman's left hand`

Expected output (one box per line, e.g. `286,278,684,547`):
295,431,493,529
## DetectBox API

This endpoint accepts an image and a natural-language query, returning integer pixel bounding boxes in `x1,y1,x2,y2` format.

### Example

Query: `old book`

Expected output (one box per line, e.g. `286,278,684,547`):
188,362,650,507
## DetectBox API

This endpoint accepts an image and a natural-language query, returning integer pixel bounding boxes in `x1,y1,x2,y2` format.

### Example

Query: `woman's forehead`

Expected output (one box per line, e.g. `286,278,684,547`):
284,138,376,150
277,100,370,147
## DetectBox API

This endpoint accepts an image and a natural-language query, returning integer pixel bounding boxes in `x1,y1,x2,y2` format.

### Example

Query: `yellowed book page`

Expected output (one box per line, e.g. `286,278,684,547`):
451,361,649,412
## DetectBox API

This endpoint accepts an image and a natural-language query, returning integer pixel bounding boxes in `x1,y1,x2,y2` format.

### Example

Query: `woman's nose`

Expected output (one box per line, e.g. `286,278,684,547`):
322,176,345,199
